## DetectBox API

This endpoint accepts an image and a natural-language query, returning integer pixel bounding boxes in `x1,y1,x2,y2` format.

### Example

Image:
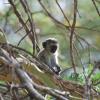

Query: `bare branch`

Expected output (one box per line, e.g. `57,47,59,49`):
69,0,78,74
92,0,100,17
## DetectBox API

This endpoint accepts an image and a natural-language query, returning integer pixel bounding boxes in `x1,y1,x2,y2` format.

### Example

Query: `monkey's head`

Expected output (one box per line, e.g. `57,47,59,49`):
42,38,58,53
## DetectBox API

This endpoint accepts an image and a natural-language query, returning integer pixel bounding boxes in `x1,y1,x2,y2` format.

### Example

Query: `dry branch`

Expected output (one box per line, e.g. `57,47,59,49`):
0,47,74,99
0,45,94,99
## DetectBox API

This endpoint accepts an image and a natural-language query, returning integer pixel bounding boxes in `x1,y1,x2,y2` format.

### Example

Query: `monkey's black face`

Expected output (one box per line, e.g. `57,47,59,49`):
42,38,58,53
50,45,57,53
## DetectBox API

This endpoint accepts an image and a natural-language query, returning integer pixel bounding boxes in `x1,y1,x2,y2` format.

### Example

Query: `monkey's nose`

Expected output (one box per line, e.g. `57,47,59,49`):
50,45,57,53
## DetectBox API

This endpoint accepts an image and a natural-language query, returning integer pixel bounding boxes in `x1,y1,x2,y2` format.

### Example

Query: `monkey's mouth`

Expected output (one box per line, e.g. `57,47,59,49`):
50,45,57,53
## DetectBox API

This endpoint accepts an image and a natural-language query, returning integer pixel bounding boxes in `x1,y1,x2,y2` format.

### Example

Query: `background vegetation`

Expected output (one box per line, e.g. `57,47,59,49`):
0,0,100,67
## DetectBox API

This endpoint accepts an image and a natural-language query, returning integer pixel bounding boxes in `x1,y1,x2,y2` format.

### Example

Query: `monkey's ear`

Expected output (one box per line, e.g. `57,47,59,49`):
42,41,47,48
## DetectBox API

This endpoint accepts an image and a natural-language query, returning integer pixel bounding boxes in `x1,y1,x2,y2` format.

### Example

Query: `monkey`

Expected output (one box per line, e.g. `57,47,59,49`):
37,38,61,75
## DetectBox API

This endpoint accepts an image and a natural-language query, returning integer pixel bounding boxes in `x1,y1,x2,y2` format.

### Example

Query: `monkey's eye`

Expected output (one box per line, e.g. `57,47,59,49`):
50,45,57,53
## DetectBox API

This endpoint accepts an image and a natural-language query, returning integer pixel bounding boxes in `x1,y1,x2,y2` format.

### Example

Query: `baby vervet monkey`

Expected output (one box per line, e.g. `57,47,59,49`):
37,38,61,75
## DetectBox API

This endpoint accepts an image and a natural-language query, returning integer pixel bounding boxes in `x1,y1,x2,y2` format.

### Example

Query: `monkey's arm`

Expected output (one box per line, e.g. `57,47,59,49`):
55,64,61,74
51,56,61,74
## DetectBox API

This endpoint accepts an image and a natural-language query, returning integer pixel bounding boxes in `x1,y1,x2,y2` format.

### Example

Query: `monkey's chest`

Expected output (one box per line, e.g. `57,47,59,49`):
46,56,55,67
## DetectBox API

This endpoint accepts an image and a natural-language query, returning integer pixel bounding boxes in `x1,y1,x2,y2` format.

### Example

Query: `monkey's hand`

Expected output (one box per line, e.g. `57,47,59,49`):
54,65,61,75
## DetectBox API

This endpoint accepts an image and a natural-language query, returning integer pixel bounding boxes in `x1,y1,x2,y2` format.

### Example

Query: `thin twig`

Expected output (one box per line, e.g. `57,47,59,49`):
8,0,30,42
92,0,100,17
15,19,28,33
17,30,31,46
55,0,71,26
69,0,77,74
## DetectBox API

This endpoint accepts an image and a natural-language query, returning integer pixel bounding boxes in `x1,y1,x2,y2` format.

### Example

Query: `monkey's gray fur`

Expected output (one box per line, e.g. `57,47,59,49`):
37,38,61,74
